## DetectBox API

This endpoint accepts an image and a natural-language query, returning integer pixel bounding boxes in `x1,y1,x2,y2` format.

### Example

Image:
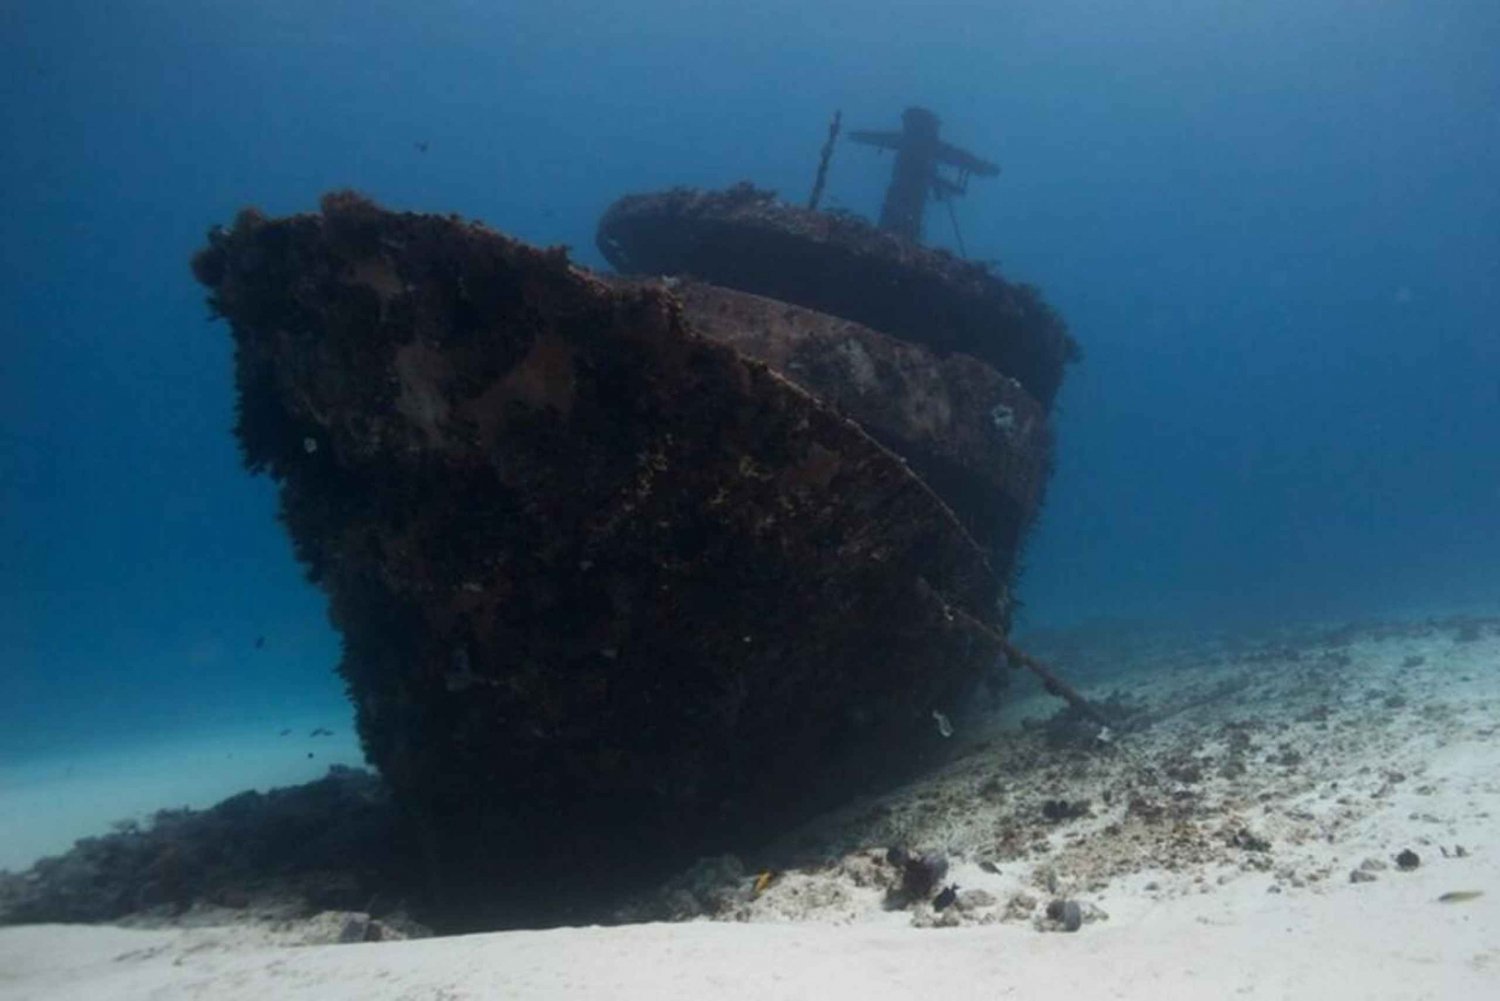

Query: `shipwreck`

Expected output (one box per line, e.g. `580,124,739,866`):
191,107,1078,928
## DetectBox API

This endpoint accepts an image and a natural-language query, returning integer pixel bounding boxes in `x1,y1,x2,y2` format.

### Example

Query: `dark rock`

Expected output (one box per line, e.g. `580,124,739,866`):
1349,869,1377,884
1045,898,1083,932
933,884,958,911
1127,796,1166,823
1228,827,1272,853
1395,849,1421,871
884,851,950,909
1163,758,1204,784
904,853,949,900
1040,799,1090,823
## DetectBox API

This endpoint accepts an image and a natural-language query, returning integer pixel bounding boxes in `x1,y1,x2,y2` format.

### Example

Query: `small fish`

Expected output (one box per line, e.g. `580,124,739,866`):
415,141,429,153
752,870,777,896
254,635,265,650
310,727,333,737
1437,891,1483,904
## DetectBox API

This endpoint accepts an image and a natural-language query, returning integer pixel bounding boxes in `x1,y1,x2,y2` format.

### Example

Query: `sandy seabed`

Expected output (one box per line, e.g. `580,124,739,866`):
1,618,1496,1000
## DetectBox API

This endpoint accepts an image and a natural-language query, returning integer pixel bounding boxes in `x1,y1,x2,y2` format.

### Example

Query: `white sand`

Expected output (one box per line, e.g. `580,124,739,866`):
0,864,1493,1000
1,619,1496,1000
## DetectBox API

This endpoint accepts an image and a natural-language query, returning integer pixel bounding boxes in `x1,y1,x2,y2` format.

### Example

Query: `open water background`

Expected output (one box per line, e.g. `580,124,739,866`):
3,1,1497,756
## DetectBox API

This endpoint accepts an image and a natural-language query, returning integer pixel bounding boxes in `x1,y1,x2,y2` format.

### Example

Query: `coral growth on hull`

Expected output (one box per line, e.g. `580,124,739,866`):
192,192,1033,927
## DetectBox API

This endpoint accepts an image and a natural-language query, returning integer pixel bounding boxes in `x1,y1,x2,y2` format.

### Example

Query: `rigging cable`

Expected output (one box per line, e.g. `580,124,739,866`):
943,191,968,258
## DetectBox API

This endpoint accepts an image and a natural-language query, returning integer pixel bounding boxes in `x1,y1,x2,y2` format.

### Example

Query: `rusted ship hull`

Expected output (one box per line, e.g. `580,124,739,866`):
597,184,1078,408
193,193,1016,926
667,279,1054,569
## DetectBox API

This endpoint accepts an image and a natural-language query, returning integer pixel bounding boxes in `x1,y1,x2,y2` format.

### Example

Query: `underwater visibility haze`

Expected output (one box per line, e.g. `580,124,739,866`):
5,0,1498,752
1,0,1499,970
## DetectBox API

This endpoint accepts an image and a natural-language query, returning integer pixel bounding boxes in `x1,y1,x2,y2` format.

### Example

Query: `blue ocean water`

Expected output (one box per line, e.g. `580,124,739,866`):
2,0,1496,761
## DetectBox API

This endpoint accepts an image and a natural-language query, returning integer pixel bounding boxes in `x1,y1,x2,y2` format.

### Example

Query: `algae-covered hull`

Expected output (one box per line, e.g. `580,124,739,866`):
193,192,1018,925
597,184,1078,408
665,279,1055,567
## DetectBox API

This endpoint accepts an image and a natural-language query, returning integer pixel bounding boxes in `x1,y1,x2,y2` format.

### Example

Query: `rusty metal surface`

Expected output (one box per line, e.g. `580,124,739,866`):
597,184,1079,407
192,192,1009,927
670,279,1053,565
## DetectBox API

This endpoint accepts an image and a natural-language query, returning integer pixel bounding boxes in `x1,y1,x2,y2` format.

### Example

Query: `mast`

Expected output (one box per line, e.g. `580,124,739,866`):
848,107,999,243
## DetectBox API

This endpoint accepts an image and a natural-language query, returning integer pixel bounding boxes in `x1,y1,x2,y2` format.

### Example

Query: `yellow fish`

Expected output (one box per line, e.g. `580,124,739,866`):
1437,891,1483,903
